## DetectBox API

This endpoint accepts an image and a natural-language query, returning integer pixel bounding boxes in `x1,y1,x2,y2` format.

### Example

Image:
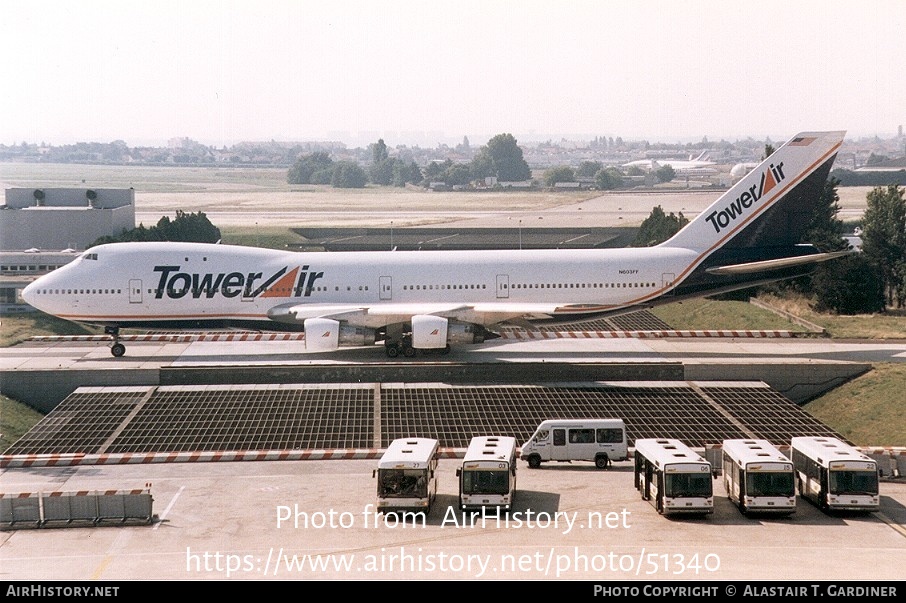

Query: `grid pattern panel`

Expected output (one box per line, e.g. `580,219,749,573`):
4,391,146,455
501,310,672,333
606,311,672,331
701,386,847,445
6,383,844,456
381,384,746,448
107,387,373,452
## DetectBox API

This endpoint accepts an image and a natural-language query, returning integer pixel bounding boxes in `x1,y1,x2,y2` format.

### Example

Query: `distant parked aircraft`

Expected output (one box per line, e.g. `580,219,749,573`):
623,150,716,174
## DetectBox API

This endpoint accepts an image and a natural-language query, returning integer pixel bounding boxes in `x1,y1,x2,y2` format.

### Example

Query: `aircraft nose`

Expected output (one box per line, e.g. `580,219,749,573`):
21,280,38,307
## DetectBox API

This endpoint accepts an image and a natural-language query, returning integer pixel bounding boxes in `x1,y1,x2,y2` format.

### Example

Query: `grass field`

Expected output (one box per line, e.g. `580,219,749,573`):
0,394,44,451
651,298,813,333
803,363,906,446
1,162,874,230
652,295,906,338
0,312,100,347
754,293,906,339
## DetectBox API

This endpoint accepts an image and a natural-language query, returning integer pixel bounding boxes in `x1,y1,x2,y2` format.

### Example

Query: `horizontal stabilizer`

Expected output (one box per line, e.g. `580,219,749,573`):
705,251,852,275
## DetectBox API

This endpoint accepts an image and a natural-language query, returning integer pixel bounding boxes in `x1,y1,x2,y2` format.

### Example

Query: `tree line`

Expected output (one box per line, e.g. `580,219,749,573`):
90,211,221,247
831,169,906,187
288,133,532,188
634,181,906,314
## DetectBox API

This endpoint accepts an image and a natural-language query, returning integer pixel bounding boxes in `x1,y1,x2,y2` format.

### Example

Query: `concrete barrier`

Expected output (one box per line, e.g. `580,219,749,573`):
894,450,906,477
1,487,153,529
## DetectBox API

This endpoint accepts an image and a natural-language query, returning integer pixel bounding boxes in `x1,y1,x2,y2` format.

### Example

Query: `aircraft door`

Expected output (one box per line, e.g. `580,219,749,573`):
129,279,142,304
662,273,675,295
379,276,392,300
496,274,510,299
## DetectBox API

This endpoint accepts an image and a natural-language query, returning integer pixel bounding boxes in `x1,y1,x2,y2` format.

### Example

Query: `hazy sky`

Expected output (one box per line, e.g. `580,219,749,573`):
2,0,904,147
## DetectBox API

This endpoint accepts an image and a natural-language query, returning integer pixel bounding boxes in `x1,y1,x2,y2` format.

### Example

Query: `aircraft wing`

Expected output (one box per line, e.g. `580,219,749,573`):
266,301,591,329
704,251,852,276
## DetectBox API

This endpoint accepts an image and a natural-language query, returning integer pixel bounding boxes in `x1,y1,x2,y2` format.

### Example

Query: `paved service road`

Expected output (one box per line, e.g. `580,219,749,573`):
1,458,905,581
3,336,906,371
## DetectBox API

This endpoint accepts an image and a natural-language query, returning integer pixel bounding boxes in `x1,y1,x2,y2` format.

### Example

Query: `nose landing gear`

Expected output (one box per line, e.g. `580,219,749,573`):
105,326,126,357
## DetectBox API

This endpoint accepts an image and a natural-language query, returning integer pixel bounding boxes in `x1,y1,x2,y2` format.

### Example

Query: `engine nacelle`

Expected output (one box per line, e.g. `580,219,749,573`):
304,318,340,351
338,325,377,347
411,314,448,349
304,318,377,351
446,322,486,345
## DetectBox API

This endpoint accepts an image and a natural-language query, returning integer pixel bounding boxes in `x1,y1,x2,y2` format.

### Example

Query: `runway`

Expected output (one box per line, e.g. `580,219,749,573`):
4,334,905,371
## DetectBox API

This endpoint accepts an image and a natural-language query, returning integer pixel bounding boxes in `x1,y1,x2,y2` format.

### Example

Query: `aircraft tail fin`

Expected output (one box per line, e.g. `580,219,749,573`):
661,131,845,255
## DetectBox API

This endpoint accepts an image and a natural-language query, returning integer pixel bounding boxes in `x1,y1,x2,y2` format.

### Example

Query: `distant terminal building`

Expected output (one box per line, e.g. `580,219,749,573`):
1,188,135,251
1,187,135,311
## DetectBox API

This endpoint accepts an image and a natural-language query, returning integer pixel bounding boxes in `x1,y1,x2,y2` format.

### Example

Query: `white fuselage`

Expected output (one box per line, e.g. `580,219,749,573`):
23,242,698,329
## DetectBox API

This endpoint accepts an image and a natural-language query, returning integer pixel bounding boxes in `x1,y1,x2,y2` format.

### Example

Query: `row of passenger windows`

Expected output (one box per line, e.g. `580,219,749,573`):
34,289,122,295
509,282,657,289
401,282,657,291
32,282,659,297
403,284,487,291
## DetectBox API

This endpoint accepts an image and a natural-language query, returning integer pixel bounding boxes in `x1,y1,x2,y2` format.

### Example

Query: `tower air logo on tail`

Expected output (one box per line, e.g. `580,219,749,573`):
705,162,786,234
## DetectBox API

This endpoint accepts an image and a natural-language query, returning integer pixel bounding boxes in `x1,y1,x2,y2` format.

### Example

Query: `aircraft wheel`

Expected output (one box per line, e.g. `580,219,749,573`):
111,343,126,357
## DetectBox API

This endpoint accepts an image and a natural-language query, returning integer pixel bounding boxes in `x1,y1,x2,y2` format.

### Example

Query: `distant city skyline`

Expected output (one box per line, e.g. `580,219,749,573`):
2,1,904,148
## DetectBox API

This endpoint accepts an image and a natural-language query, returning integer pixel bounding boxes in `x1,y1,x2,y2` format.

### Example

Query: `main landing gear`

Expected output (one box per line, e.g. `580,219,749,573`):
105,326,126,357
383,336,450,359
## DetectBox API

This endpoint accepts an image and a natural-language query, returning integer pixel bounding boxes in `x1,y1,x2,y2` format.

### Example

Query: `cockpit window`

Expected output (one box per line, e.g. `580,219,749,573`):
82,252,98,261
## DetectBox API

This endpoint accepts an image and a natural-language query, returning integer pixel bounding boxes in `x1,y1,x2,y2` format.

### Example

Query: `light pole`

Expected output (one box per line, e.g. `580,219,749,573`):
390,221,394,250
519,219,522,250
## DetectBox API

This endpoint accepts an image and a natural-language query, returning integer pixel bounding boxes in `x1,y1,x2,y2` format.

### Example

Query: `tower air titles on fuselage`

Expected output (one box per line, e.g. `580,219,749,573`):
152,264,324,300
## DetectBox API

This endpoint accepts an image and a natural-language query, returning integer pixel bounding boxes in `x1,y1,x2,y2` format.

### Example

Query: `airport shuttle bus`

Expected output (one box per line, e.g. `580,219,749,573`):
634,438,714,515
456,436,518,512
373,438,439,515
721,439,796,515
521,418,628,469
790,437,879,512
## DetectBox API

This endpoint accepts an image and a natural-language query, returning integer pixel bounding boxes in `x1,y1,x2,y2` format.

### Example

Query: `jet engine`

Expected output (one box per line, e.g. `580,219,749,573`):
303,318,376,351
411,315,448,349
410,315,491,349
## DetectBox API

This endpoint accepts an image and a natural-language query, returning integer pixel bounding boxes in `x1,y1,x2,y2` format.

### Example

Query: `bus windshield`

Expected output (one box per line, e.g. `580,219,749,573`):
461,469,510,495
378,469,428,498
829,469,879,496
746,471,795,497
665,472,713,498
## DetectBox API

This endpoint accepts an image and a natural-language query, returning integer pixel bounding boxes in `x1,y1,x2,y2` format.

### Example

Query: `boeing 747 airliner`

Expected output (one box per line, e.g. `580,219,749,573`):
22,131,848,358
